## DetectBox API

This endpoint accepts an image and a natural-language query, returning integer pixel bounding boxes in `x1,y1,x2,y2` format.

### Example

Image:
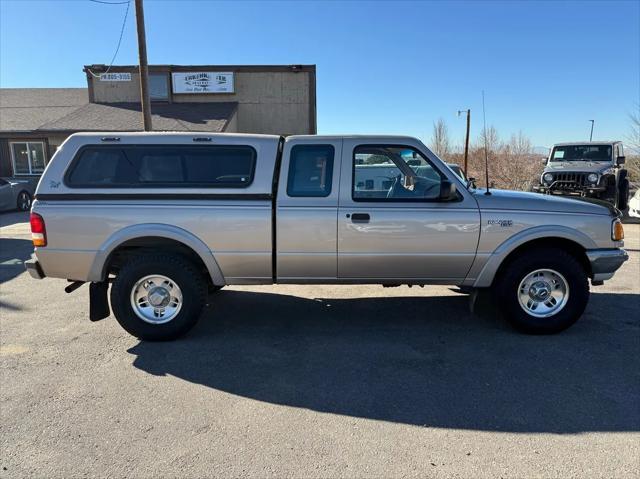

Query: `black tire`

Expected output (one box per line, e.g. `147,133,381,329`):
110,253,206,341
617,178,630,211
16,190,31,211
493,247,589,334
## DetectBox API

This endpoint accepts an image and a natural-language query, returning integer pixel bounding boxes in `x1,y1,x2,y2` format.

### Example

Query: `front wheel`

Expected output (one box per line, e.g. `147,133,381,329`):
110,253,206,341
493,248,589,334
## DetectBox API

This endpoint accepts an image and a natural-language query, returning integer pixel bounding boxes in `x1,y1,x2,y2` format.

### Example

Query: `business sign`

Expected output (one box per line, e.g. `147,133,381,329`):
172,72,234,94
99,72,131,81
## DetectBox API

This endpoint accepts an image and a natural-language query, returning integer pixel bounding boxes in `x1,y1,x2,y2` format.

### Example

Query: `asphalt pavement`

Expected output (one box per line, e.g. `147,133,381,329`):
1,211,639,478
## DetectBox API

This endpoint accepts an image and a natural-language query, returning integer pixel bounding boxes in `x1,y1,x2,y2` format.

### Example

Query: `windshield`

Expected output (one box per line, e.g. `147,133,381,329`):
550,145,612,162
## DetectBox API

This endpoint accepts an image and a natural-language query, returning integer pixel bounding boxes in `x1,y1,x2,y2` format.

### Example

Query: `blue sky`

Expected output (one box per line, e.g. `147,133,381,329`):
1,0,638,148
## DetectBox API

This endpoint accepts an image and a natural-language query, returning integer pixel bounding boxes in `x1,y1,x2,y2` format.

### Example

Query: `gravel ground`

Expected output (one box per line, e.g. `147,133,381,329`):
1,211,639,478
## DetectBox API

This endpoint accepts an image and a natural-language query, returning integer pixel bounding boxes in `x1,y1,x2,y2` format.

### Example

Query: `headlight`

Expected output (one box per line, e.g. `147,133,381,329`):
587,173,598,183
543,173,554,183
612,218,624,241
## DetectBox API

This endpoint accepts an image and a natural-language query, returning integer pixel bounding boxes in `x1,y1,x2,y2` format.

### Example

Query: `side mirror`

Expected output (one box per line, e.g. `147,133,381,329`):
617,156,626,165
541,158,548,165
439,180,457,201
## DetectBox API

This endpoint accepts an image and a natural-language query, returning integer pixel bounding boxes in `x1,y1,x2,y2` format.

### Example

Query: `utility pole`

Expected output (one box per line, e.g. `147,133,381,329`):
458,109,471,177
134,0,152,131
588,120,594,142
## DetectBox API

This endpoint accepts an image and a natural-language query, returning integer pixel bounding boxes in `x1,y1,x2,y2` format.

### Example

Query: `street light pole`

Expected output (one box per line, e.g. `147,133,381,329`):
134,0,152,131
458,109,471,177
589,120,595,142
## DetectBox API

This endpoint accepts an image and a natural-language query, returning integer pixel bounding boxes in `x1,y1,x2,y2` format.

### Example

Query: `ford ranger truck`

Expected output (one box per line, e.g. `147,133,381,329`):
533,141,630,210
25,133,628,340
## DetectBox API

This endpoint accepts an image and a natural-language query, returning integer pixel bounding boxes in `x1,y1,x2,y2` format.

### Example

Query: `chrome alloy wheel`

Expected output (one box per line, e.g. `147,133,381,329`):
130,275,183,324
17,191,31,211
517,269,569,318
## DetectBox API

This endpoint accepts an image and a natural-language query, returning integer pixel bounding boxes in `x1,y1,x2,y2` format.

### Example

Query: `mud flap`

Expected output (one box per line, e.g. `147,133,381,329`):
89,281,110,322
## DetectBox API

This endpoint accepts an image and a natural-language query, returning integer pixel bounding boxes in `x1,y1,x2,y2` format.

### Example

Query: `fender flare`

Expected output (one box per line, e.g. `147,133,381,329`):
86,223,225,285
472,225,596,288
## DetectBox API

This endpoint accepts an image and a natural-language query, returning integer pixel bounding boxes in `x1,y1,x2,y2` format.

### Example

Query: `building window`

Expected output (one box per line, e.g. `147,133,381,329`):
10,141,46,175
149,74,169,101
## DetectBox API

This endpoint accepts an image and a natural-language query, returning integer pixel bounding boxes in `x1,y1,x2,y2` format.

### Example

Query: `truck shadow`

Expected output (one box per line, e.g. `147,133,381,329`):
128,289,640,434
0,210,29,228
0,238,33,284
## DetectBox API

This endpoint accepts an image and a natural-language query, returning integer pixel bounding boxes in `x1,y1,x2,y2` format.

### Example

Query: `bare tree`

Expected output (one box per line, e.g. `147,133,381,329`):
507,131,532,157
430,118,451,159
478,125,500,154
627,107,640,153
462,128,541,190
625,106,640,182
498,131,540,191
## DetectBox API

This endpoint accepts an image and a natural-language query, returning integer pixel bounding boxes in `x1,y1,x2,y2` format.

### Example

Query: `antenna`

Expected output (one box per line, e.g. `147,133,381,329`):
482,90,491,195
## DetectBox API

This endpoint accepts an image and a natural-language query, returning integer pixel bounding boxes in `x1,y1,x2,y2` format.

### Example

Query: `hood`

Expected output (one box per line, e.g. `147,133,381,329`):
472,188,612,216
544,161,614,174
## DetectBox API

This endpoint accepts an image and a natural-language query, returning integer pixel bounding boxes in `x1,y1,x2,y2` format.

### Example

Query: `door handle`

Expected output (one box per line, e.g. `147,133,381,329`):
350,213,370,222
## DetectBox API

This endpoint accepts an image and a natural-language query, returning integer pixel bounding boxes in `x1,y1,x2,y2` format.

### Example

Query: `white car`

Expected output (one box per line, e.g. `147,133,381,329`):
628,189,640,218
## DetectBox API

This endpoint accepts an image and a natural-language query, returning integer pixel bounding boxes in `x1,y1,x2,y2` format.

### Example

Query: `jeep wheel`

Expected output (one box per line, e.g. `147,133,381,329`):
617,178,630,211
493,248,589,334
110,253,206,341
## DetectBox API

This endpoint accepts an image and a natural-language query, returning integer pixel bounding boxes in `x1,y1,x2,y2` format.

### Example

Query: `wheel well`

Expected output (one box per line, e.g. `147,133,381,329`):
493,237,591,284
104,237,213,288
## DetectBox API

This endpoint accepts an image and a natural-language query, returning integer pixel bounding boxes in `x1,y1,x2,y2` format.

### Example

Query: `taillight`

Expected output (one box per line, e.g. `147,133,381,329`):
30,213,47,247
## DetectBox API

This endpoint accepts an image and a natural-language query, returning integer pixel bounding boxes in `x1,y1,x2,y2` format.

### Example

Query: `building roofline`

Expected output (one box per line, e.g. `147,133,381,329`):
83,64,316,74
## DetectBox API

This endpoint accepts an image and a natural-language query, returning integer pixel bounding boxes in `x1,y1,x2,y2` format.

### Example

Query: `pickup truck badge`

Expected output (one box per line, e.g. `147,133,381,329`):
488,219,513,227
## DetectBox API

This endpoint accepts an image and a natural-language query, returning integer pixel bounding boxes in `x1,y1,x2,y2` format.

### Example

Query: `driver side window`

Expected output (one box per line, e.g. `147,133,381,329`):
352,145,443,201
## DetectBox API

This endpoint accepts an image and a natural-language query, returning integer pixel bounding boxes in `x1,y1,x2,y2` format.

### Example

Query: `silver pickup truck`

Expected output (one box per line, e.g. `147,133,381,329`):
26,132,627,340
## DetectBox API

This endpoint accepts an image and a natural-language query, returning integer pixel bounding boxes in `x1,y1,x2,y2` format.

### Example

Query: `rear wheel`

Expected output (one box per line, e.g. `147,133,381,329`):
110,253,206,341
16,191,31,211
493,248,589,334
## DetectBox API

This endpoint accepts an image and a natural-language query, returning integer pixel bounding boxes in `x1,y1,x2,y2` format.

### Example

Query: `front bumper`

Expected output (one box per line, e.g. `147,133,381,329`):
587,248,628,282
533,184,606,196
24,258,45,280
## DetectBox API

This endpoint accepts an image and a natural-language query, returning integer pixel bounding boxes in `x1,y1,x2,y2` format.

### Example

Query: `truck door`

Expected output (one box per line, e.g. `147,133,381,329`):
337,138,480,282
276,138,343,281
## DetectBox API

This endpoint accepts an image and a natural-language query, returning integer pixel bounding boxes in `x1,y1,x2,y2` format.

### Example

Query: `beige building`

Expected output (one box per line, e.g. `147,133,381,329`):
0,64,316,181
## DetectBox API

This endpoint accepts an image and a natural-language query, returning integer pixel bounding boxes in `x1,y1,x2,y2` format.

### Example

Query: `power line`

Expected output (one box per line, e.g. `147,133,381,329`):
88,0,130,5
86,0,131,78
